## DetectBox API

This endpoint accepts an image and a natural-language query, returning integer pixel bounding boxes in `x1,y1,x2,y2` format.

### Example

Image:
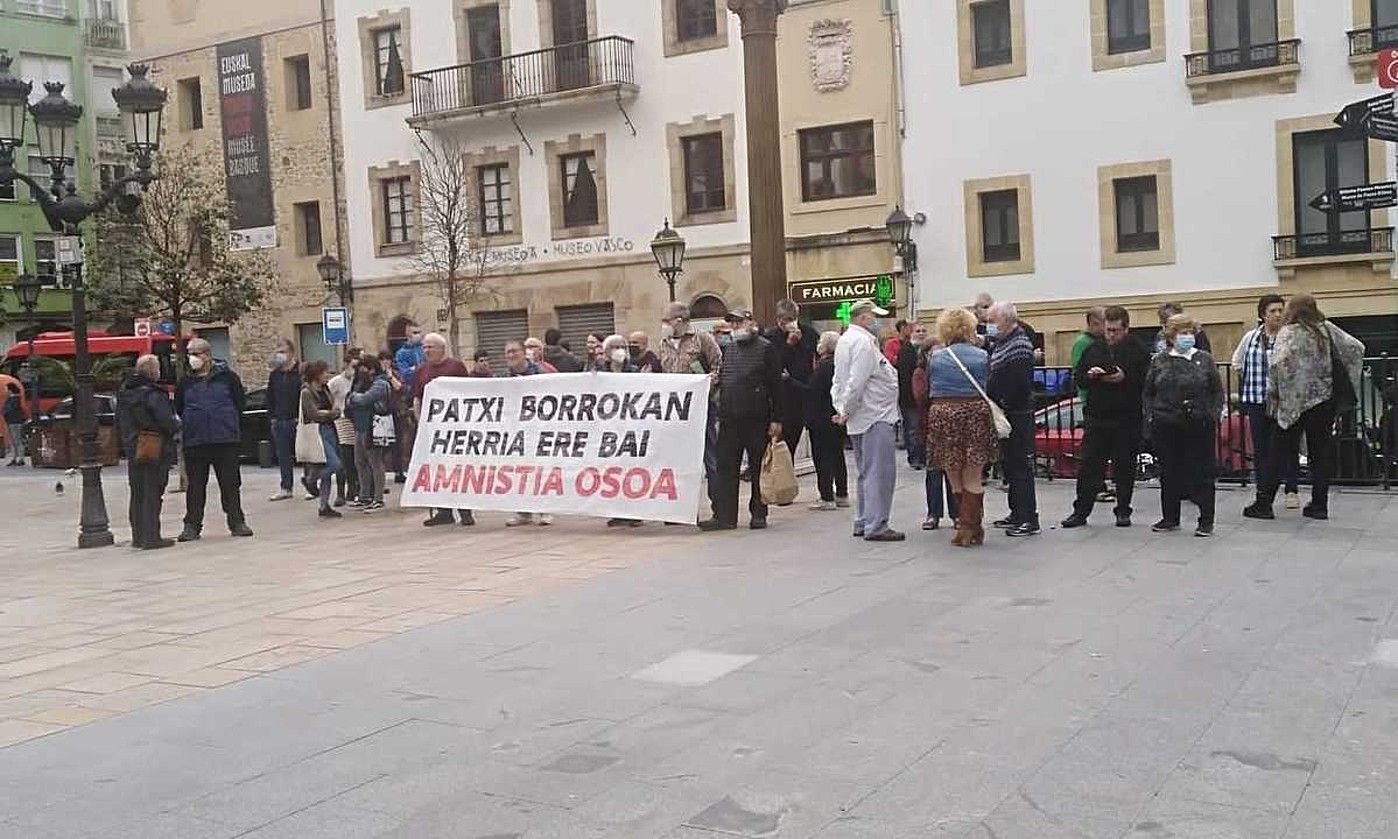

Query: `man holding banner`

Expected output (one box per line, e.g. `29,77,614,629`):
413,333,475,528
699,309,784,532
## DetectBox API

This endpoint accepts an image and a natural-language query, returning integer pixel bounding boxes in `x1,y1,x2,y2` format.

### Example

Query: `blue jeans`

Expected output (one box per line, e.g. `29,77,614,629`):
925,468,959,521
317,424,342,509
901,406,925,466
272,418,297,491
852,421,898,534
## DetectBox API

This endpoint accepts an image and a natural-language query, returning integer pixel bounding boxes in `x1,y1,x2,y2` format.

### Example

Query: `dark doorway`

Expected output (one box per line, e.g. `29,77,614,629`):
467,5,505,105
552,0,591,91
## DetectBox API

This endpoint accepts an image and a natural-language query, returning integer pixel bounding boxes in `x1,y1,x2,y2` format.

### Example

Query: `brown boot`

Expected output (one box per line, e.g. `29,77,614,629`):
964,491,986,546
950,491,971,548
949,492,963,529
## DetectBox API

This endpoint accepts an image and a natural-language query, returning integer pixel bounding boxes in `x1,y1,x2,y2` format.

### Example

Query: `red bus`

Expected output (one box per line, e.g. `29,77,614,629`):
2,331,180,414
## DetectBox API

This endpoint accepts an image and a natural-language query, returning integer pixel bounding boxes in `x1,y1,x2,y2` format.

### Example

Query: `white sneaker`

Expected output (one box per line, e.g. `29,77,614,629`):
1284,493,1301,510
267,489,293,501
506,513,534,527
536,514,553,526
809,500,837,511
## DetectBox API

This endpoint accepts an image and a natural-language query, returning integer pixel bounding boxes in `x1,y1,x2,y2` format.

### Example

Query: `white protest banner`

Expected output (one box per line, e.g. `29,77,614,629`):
401,373,711,524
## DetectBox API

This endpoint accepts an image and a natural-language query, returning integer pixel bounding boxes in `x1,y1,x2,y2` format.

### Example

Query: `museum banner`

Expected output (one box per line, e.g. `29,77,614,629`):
401,373,711,524
217,37,276,250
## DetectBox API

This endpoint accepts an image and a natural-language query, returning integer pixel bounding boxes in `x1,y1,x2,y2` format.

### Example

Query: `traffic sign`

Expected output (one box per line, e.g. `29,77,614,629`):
322,306,350,346
55,236,82,265
133,318,152,338
1335,92,1395,132
1309,181,1398,213
1382,49,1398,89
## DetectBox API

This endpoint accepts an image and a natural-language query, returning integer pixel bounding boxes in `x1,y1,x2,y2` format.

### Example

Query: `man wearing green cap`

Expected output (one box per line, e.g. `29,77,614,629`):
832,299,905,542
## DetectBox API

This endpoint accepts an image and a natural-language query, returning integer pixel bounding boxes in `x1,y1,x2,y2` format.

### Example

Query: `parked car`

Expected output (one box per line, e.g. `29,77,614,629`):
30,390,272,464
1032,396,1251,479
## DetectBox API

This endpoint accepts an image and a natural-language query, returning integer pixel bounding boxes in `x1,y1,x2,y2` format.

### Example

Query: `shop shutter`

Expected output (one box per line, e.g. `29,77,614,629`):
473,308,529,374
556,303,616,359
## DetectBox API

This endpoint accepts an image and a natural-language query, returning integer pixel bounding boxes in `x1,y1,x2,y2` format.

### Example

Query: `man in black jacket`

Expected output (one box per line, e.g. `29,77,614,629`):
265,338,300,501
116,355,181,549
761,298,819,457
176,338,252,541
896,322,924,467
1063,306,1151,528
987,302,1039,536
700,309,784,532
542,328,584,372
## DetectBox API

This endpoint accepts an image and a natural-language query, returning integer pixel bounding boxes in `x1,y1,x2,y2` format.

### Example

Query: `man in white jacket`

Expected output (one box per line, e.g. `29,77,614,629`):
832,299,905,542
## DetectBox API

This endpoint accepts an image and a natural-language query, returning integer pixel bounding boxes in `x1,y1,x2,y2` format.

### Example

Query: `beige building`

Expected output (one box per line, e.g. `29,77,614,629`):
129,0,348,374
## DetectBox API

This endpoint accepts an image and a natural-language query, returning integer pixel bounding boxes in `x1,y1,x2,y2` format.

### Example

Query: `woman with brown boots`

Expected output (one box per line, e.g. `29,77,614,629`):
924,308,1000,547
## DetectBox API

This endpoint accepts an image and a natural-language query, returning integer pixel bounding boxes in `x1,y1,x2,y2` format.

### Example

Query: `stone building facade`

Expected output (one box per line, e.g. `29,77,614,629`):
129,0,349,375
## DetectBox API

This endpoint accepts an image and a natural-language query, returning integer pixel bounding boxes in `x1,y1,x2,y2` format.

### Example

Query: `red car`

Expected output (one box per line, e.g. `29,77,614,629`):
1033,397,1252,479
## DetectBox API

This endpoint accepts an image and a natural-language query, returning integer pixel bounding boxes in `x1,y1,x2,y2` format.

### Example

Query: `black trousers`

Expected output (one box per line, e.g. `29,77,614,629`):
128,461,170,546
337,441,359,500
808,424,849,502
1155,420,1217,526
713,417,770,525
1002,410,1039,526
1258,402,1336,510
184,443,247,530
1073,420,1140,518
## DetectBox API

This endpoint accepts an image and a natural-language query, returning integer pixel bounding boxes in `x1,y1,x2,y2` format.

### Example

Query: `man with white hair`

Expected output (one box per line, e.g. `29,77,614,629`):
413,332,474,527
832,299,904,542
986,301,1039,536
175,338,252,540
117,354,180,549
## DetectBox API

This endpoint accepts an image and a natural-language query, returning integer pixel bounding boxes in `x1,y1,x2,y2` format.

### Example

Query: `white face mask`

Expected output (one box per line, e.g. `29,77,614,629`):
526,348,539,361
610,348,628,364
660,322,675,340
189,355,206,370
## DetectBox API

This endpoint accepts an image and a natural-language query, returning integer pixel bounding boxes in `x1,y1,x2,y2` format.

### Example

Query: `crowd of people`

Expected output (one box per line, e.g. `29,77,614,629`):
108,289,1367,550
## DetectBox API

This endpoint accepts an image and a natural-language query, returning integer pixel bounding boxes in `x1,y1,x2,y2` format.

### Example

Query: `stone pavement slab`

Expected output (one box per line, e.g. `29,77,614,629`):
0,462,1396,836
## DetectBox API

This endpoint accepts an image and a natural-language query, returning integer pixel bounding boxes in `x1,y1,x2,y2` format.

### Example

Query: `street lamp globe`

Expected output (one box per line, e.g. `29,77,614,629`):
14,272,42,314
885,206,913,254
111,64,166,161
0,55,32,151
316,254,341,289
650,219,686,278
29,81,82,168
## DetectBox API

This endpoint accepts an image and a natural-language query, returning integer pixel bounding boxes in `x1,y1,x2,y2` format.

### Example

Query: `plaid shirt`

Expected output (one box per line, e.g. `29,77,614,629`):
1235,327,1274,405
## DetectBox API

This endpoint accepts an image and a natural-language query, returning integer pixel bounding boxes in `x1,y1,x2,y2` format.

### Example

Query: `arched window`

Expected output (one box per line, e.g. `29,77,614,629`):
689,294,728,320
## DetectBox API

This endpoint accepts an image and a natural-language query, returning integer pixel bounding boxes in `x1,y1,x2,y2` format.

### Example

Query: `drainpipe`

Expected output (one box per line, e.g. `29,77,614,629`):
319,0,346,303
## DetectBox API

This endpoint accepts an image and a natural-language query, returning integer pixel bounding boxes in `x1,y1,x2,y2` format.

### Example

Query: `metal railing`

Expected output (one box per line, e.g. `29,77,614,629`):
1185,38,1300,77
410,36,636,120
84,17,125,50
1348,26,1398,55
1031,358,1397,489
1273,227,1394,261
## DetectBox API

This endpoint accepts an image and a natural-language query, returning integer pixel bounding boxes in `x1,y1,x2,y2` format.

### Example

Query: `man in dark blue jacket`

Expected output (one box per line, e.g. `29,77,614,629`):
986,302,1039,536
265,338,301,501
176,338,252,540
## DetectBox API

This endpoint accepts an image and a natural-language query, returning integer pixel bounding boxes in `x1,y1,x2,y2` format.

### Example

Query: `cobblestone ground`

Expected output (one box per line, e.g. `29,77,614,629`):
0,463,1396,837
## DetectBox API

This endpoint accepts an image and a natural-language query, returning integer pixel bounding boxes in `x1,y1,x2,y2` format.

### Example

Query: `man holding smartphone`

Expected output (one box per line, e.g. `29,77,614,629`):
1062,306,1151,528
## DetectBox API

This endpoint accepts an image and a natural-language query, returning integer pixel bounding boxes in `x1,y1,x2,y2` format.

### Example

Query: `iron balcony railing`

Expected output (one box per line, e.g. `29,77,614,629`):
1348,26,1398,55
1031,358,1397,490
1185,38,1300,77
410,35,636,120
84,17,125,50
1273,227,1394,261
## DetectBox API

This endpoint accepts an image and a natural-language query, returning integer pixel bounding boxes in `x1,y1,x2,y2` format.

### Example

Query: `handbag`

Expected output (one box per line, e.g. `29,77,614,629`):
133,430,163,465
295,421,326,464
759,437,800,505
1326,325,1357,411
944,347,1013,439
371,413,397,448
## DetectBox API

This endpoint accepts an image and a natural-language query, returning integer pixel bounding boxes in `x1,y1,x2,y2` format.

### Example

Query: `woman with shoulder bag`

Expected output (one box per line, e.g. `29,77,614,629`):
299,360,343,519
1244,294,1365,521
347,356,393,512
1144,314,1224,537
926,308,1000,547
116,354,181,549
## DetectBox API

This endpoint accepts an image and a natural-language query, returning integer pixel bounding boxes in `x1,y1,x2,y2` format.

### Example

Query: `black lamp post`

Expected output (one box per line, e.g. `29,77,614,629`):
649,219,687,303
13,272,43,433
0,57,169,549
885,205,920,318
316,254,351,306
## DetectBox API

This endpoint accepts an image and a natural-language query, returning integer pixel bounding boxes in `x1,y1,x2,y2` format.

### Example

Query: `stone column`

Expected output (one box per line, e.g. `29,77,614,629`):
728,0,787,326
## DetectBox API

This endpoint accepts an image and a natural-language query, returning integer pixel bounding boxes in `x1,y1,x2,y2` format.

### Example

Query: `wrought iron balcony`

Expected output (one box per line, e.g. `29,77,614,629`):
1349,26,1398,56
1186,38,1300,77
85,17,125,50
409,36,637,124
1273,227,1393,261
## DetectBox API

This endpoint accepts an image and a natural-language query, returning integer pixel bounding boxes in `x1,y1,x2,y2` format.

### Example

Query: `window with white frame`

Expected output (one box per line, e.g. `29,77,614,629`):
373,26,406,96
17,0,68,17
478,163,513,236
33,237,58,284
0,235,20,278
19,54,72,104
381,175,414,244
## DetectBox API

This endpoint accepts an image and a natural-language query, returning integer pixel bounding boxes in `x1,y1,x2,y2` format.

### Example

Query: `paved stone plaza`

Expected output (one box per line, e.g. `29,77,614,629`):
0,464,1396,837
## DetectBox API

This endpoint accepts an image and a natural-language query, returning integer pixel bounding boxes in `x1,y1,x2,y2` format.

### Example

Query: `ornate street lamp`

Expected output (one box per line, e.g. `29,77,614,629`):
649,219,686,303
0,61,169,549
885,206,921,319
316,254,351,306
13,272,44,427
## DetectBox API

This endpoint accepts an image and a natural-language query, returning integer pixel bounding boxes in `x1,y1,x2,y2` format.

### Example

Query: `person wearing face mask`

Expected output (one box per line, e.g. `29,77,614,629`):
524,337,560,373
657,303,723,516
175,338,252,541
833,299,905,542
699,309,783,531
595,334,639,373
1144,314,1224,536
265,338,301,501
628,331,663,373
1153,302,1211,356
501,340,550,527
762,299,820,458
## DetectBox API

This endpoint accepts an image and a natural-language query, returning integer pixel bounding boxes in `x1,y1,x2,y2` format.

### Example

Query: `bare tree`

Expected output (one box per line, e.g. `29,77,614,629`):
86,145,276,367
412,133,500,357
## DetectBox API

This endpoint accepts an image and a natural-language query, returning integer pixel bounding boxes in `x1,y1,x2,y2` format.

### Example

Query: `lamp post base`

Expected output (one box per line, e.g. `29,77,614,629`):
77,461,114,549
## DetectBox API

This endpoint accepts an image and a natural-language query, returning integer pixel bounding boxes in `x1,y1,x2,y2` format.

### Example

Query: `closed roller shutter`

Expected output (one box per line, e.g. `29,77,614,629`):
556,303,615,358
473,309,529,374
